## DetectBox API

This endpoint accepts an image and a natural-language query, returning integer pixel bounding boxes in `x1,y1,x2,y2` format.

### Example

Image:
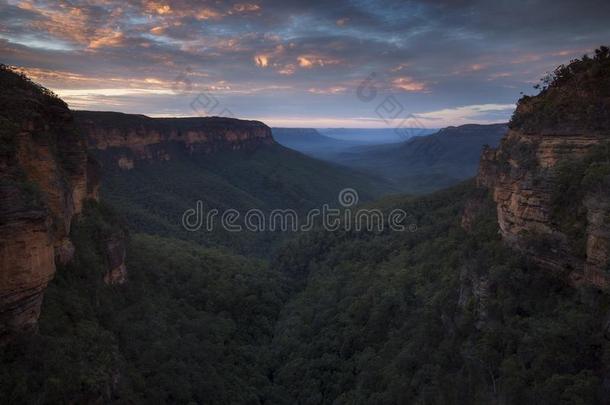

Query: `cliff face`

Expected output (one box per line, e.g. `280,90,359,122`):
471,49,610,288
74,111,275,169
0,67,123,342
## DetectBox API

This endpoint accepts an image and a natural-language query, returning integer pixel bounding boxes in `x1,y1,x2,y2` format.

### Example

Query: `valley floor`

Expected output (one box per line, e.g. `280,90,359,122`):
2,182,608,404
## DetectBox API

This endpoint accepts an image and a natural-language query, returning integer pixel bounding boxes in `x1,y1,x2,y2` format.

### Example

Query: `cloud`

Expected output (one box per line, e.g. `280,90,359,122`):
307,86,347,94
88,29,124,49
416,103,516,126
0,0,609,127
392,77,427,92
254,54,269,67
231,3,261,13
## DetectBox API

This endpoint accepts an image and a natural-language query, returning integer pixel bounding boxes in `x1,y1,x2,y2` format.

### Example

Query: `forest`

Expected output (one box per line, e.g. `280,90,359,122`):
1,178,608,404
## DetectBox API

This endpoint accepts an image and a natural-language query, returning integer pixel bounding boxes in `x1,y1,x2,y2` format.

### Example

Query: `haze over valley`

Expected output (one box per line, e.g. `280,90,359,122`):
1,1,610,404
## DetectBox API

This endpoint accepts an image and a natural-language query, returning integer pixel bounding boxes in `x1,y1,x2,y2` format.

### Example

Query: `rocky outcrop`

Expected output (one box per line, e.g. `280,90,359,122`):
102,234,128,285
0,67,124,342
461,196,485,232
458,266,491,330
471,49,610,288
74,111,275,169
475,130,609,285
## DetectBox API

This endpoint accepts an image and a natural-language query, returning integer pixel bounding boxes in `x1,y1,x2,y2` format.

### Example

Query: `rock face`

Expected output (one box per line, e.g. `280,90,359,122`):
0,67,124,342
471,49,610,288
74,111,275,169
102,235,128,285
476,130,609,286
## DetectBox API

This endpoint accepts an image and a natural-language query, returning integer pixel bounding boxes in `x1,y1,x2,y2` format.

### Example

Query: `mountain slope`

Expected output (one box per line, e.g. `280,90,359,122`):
77,113,395,256
272,127,366,159
335,123,507,193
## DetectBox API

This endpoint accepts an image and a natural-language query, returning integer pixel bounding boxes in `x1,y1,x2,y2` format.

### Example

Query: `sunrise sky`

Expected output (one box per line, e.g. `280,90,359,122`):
1,0,609,128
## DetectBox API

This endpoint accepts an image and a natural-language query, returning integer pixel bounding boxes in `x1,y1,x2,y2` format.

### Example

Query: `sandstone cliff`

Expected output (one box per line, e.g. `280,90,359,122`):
469,47,610,288
0,67,125,342
74,111,275,169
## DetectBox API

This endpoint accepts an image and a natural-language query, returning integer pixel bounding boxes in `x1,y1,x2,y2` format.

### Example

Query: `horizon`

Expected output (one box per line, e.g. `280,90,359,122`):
2,0,609,128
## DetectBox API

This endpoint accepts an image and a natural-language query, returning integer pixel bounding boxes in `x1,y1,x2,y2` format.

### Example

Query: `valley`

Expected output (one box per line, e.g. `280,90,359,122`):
274,124,507,194
1,45,610,405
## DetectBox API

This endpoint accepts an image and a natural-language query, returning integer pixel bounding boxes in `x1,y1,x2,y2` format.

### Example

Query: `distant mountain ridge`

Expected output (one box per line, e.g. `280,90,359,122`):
272,127,366,159
318,127,437,143
76,117,394,256
75,111,274,169
334,123,508,193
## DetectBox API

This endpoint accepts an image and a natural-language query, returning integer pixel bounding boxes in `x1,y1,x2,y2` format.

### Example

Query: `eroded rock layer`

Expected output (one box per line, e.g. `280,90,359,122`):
74,111,275,169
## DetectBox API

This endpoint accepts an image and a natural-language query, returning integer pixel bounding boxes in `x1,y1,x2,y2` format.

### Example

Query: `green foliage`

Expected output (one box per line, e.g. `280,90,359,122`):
510,46,610,134
96,143,390,257
0,177,45,210
0,116,18,158
551,142,610,257
0,64,67,120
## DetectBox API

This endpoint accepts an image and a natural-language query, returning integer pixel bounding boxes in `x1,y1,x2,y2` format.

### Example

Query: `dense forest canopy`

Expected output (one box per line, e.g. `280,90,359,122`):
2,181,609,404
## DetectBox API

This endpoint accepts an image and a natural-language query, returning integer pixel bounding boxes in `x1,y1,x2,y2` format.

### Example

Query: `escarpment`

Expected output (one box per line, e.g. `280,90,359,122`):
0,67,125,342
470,48,610,288
74,111,275,169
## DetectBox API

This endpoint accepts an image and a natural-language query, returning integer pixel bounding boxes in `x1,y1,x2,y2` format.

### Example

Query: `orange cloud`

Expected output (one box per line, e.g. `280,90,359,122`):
150,26,166,35
392,77,427,92
254,54,269,67
308,86,347,95
143,2,172,15
297,56,313,68
195,8,221,20
297,55,341,68
232,3,261,13
88,29,125,49
278,64,296,75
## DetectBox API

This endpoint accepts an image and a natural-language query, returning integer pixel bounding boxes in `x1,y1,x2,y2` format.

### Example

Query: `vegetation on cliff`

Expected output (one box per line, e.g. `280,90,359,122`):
551,141,610,258
510,46,610,134
0,64,65,156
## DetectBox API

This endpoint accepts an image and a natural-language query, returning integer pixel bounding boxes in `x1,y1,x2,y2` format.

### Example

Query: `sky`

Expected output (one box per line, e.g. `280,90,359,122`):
1,0,609,128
